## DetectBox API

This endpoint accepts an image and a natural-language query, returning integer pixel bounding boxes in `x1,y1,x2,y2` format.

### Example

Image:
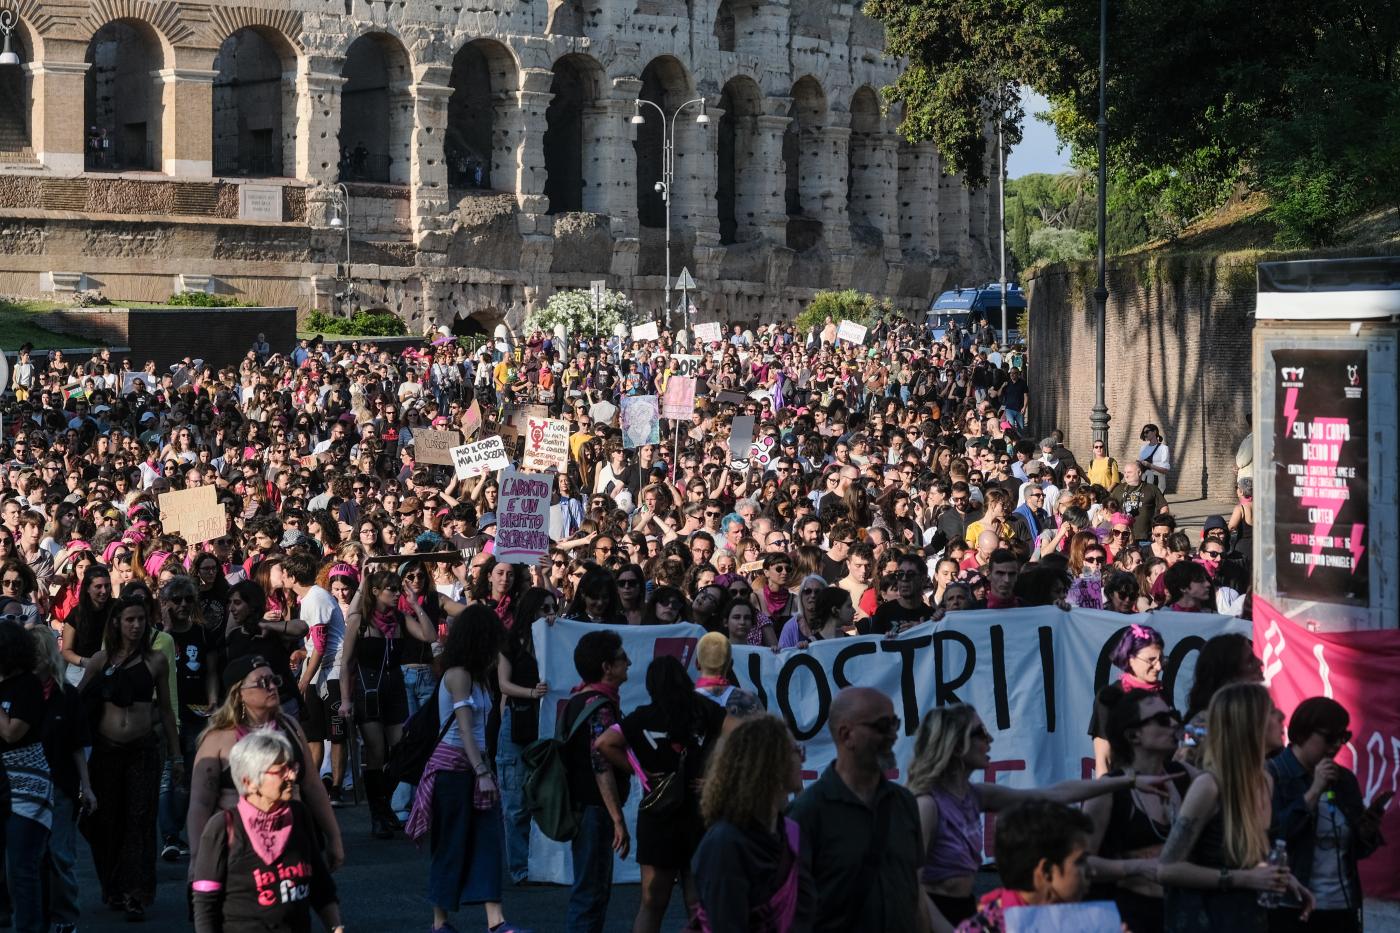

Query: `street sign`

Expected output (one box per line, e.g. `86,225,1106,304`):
675,267,696,291
590,279,606,314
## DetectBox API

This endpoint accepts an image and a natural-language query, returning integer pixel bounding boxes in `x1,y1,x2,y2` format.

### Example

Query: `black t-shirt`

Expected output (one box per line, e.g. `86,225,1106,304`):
169,623,214,710
0,671,45,751
861,600,931,636
619,699,726,783
41,680,90,800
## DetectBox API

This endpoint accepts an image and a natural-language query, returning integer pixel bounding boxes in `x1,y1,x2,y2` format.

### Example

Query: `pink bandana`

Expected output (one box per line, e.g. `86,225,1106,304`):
236,797,293,864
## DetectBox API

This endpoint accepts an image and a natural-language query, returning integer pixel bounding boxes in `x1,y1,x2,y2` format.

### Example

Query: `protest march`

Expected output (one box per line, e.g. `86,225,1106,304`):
0,310,1392,933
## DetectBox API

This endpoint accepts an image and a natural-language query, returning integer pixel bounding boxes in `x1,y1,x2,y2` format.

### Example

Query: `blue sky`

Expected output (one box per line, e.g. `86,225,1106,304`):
1007,89,1073,178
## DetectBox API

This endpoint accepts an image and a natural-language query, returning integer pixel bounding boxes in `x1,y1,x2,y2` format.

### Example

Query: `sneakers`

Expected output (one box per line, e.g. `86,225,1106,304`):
53,924,77,933
161,841,181,862
124,896,145,923
328,785,346,808
488,923,533,933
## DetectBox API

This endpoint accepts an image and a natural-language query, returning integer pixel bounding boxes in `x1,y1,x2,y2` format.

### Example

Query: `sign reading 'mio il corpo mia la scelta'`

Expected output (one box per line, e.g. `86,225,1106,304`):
1254,257,1399,631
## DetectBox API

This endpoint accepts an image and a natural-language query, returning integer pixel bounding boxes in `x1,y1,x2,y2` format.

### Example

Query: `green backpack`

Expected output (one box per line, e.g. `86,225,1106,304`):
521,694,613,842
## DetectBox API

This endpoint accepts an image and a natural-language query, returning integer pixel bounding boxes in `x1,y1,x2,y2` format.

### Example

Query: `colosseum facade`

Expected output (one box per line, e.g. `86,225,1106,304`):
0,0,996,335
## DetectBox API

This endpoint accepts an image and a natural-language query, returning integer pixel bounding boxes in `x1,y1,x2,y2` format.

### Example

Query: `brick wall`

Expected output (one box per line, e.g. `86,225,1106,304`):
39,307,297,370
1025,254,1257,504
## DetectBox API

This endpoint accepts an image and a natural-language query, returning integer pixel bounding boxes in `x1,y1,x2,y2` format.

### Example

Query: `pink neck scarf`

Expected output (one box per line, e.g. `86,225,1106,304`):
236,797,293,864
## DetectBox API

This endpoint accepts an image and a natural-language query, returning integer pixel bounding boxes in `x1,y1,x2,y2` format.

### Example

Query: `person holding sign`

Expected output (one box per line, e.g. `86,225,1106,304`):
905,703,1172,931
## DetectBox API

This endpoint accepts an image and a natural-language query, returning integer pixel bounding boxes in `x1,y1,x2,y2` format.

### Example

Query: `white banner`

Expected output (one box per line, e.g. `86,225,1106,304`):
526,609,1248,883
449,436,508,479
837,319,868,345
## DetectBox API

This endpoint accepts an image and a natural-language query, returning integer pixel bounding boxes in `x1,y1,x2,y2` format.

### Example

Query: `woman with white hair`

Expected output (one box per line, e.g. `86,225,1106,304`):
192,729,344,933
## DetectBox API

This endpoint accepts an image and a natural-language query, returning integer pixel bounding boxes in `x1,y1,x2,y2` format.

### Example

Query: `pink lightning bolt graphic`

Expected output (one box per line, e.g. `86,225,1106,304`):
1348,523,1366,572
1283,387,1300,440
1300,417,1349,576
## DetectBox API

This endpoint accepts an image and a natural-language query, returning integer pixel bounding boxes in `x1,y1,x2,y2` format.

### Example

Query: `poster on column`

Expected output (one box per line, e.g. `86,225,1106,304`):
1254,598,1400,899
527,608,1247,884
1272,349,1370,606
494,468,552,564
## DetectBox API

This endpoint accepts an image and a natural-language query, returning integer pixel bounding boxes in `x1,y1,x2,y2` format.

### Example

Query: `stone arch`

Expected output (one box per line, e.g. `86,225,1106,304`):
716,75,762,245
0,27,34,154
847,85,883,240
339,32,413,184
634,55,696,230
543,53,604,215
783,75,826,249
447,38,519,192
212,27,299,178
78,1,187,55
84,18,166,172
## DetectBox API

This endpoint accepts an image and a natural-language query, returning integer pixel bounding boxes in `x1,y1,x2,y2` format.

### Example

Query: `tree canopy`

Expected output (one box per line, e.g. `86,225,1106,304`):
865,0,1400,245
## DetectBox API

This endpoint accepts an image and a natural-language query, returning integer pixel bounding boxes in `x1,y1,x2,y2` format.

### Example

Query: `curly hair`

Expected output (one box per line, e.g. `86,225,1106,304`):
701,715,796,829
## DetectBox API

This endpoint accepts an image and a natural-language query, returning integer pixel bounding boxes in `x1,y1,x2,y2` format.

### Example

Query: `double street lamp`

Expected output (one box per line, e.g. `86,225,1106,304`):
631,96,708,330
325,182,354,306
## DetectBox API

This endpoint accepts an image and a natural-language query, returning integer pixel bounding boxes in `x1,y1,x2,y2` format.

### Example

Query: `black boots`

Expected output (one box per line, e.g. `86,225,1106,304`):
363,768,396,840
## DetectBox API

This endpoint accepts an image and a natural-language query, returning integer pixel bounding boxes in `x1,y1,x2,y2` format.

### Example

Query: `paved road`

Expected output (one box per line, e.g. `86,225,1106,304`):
76,800,686,932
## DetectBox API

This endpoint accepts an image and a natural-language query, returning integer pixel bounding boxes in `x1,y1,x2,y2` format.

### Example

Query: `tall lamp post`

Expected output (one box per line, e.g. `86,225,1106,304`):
326,183,354,308
1090,0,1111,445
631,96,709,330
996,100,1009,346
0,10,22,66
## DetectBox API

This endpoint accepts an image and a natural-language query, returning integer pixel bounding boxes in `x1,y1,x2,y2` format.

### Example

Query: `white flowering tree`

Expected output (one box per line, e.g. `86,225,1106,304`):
525,288,633,339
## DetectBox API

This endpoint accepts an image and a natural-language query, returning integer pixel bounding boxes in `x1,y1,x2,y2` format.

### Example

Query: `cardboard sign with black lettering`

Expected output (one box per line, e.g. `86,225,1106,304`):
159,485,228,545
450,436,510,480
416,429,462,466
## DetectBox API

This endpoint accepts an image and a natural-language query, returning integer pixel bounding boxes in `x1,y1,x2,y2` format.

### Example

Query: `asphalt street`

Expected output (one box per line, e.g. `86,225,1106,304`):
74,800,686,933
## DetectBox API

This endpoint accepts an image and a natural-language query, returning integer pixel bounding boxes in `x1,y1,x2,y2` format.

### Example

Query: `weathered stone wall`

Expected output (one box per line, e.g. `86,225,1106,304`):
1025,253,1257,504
1,0,996,334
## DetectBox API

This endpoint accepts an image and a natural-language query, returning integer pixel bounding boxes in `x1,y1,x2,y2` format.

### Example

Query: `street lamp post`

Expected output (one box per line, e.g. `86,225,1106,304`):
997,106,1008,345
1090,0,1111,445
326,183,354,309
0,10,21,67
631,96,709,331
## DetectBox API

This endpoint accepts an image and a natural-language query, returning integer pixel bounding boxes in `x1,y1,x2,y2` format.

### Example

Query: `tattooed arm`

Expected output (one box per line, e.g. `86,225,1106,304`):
1156,773,1290,894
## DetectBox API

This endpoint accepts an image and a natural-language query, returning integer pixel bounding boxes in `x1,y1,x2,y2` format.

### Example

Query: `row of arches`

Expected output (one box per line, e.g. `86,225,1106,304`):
33,19,943,254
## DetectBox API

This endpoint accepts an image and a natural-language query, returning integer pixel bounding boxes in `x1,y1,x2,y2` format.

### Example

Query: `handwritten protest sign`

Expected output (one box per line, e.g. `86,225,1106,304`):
415,429,462,466
495,468,552,564
522,416,570,472
660,376,696,420
159,485,227,545
450,436,509,479
670,354,702,377
837,319,868,345
460,400,482,439
620,395,660,448
693,321,722,344
631,321,660,342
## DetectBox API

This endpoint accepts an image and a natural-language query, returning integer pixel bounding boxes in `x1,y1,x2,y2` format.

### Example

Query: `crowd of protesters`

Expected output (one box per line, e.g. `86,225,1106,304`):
0,310,1383,933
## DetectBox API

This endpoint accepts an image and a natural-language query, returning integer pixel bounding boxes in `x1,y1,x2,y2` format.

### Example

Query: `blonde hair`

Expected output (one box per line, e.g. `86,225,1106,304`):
1203,682,1272,868
30,626,65,682
701,715,795,829
906,704,981,794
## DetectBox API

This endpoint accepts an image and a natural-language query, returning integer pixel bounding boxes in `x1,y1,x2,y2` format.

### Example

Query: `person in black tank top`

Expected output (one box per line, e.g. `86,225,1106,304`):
1085,688,1197,933
339,568,436,839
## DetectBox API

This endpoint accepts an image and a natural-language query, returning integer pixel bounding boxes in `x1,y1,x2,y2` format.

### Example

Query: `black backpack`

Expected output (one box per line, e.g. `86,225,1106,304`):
385,678,447,786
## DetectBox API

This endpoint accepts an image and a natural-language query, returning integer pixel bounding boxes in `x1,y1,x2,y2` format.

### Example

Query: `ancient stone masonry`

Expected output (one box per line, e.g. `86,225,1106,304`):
1,0,994,334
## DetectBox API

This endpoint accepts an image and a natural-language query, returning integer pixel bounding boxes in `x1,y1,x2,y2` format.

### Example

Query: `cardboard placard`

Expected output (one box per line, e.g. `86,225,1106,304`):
631,321,660,343
450,436,510,480
522,416,570,473
837,319,868,345
660,376,696,421
716,390,747,406
159,485,228,545
495,468,553,564
620,395,661,449
693,321,722,344
416,429,462,466
460,399,482,439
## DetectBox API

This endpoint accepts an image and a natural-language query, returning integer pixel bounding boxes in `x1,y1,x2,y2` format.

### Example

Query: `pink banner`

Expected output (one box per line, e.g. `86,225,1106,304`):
1254,598,1400,899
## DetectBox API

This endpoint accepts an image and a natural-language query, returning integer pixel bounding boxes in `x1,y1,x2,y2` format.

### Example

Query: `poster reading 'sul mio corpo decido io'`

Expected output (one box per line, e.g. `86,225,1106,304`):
1272,348,1369,606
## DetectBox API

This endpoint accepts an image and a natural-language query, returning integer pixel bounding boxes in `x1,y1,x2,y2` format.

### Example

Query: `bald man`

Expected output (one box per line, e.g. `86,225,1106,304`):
789,687,931,933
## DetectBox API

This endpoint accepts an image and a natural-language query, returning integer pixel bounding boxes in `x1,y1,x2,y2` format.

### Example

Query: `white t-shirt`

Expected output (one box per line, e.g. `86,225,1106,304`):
1138,441,1171,487
300,585,346,686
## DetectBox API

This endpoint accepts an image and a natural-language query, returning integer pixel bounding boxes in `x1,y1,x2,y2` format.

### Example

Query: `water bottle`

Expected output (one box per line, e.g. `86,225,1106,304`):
1257,838,1288,907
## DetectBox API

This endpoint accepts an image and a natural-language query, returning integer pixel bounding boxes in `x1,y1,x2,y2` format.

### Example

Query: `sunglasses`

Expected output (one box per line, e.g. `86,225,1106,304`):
240,674,284,692
859,716,901,734
1202,549,1224,559
1321,729,1353,745
617,578,641,587
1135,709,1183,729
1082,555,1104,565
